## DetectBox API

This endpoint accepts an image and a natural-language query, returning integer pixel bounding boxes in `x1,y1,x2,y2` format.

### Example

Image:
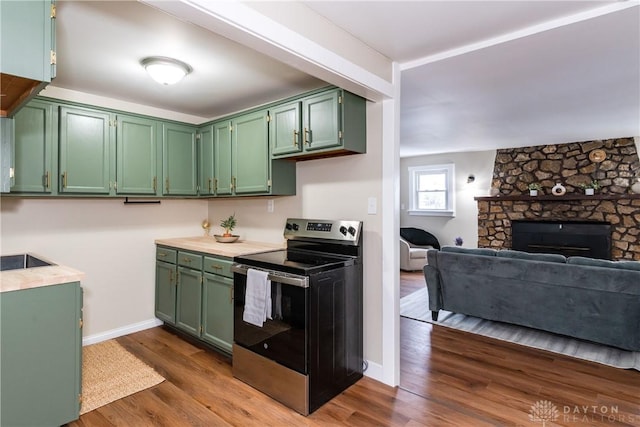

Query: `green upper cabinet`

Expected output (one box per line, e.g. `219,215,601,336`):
270,101,302,157
116,114,159,195
271,88,366,160
302,90,341,151
163,122,197,196
213,120,233,196
0,0,55,117
11,99,56,193
59,105,113,194
198,124,215,196
232,110,270,194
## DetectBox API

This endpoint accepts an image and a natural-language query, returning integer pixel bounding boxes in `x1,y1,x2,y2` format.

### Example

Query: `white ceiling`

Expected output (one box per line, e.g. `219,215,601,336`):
50,1,640,157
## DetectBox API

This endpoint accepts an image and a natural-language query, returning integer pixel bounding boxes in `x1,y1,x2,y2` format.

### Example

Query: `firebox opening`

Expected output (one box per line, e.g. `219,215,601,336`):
511,220,612,260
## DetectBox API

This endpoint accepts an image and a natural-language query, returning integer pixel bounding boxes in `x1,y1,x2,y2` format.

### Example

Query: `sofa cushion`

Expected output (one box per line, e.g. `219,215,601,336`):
497,249,566,263
441,246,497,256
567,256,640,271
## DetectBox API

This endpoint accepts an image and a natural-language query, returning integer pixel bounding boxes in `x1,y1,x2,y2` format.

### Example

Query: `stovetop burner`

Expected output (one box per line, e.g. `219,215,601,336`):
234,249,354,275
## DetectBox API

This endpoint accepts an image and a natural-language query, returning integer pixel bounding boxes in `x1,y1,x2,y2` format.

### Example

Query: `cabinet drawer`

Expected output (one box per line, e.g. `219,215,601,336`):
204,256,234,278
178,251,203,269
156,247,177,264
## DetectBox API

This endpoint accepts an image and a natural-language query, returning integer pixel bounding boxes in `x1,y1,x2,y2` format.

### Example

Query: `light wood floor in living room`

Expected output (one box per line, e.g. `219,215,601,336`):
68,271,640,426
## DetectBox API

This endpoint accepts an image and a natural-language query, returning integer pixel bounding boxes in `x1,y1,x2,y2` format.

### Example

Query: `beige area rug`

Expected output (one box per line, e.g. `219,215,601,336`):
401,288,640,371
81,340,165,414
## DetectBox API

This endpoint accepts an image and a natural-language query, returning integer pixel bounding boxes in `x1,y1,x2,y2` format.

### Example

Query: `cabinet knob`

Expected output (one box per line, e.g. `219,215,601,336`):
293,130,299,147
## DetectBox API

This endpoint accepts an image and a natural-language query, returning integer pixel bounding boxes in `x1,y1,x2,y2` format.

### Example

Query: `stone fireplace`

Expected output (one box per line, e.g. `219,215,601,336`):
475,137,640,260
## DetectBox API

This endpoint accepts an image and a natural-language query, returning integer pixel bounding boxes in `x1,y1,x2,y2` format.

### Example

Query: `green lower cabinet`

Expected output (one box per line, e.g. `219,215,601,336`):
202,272,234,353
175,266,202,336
0,282,83,427
154,247,234,355
155,260,176,325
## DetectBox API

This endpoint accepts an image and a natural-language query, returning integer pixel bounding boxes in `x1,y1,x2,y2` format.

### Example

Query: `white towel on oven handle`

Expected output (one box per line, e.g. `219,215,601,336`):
243,268,272,327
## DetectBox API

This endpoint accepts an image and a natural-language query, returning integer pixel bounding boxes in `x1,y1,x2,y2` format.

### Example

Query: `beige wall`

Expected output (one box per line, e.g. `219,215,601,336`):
0,198,207,339
400,150,496,248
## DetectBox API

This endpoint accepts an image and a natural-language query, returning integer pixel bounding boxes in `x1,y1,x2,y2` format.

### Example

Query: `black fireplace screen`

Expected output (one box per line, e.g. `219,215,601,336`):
511,220,612,260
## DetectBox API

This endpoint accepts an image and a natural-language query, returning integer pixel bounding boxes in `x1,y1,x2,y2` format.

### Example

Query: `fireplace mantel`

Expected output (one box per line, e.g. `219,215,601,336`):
475,194,640,202
475,193,640,260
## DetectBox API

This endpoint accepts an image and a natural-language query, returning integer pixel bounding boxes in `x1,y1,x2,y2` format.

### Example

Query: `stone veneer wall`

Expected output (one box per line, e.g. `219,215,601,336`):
478,137,640,260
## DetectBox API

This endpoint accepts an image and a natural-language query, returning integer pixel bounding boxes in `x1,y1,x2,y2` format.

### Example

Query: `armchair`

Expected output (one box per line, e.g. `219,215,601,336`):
399,227,441,271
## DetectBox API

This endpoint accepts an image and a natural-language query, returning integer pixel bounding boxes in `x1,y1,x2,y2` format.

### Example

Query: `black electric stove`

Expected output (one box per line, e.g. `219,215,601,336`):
232,218,363,416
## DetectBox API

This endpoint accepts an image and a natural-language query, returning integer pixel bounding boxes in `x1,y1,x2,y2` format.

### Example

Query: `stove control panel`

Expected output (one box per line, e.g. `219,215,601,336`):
284,218,362,243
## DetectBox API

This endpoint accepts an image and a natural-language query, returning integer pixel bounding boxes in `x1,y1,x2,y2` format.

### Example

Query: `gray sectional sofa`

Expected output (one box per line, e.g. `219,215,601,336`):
424,246,640,351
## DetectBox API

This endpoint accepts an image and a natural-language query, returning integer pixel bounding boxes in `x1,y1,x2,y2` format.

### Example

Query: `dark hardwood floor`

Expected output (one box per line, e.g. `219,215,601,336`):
68,272,640,426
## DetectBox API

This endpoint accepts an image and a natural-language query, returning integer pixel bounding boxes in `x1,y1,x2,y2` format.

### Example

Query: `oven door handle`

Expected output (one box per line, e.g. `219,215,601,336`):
231,264,309,288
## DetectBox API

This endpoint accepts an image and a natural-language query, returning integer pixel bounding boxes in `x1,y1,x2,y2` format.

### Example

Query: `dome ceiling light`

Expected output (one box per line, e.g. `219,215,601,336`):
140,56,192,85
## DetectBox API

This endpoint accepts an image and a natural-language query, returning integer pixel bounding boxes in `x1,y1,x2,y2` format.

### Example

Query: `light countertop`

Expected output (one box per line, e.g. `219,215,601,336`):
0,255,85,293
155,236,284,258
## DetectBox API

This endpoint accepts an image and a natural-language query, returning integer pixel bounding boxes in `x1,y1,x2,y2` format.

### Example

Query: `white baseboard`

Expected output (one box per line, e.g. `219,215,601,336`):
363,359,384,383
82,318,163,346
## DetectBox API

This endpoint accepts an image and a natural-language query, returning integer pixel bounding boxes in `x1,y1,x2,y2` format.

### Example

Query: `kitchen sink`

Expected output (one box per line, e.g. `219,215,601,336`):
0,254,55,271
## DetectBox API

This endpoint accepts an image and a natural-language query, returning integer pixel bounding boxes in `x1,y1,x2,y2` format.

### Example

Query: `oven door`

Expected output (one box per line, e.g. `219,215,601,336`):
232,264,308,374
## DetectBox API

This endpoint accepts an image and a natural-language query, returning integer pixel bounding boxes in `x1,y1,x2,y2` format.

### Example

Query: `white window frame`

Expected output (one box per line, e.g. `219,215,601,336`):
408,163,455,217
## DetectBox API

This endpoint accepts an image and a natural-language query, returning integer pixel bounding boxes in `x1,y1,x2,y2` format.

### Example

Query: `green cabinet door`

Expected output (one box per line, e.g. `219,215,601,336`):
162,123,197,195
214,121,232,196
0,282,82,426
302,90,341,151
116,114,159,195
0,0,55,116
232,110,269,194
0,0,54,81
59,106,113,194
155,260,177,325
11,99,55,193
198,124,215,196
175,266,202,336
270,101,302,156
202,273,234,353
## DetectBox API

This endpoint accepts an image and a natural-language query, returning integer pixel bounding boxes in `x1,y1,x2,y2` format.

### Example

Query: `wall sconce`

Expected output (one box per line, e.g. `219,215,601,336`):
467,174,475,184
141,56,192,85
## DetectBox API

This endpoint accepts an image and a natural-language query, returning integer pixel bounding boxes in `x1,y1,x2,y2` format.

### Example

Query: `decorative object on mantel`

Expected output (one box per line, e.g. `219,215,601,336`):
589,148,607,163
528,183,542,196
201,220,211,236
631,177,640,194
551,182,566,196
579,179,601,196
215,213,239,243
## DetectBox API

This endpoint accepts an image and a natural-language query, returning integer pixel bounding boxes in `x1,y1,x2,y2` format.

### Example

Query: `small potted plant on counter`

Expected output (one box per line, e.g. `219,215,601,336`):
215,214,239,243
528,183,542,196
580,180,600,196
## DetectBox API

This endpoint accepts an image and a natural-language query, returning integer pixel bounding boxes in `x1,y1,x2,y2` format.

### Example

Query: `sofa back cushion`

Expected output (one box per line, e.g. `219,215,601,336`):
567,256,640,271
441,246,497,256
497,249,566,263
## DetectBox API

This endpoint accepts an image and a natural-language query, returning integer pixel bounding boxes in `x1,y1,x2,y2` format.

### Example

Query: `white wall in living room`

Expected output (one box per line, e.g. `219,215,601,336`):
400,150,496,248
